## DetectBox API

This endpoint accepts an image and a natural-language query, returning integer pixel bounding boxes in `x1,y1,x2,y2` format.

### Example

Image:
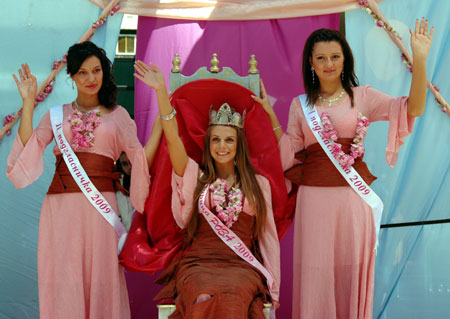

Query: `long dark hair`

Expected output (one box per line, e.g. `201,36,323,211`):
302,28,359,107
66,41,117,109
186,125,267,244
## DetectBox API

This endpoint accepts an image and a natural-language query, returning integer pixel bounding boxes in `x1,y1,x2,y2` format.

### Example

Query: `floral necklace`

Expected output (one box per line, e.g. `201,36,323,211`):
68,101,101,150
320,111,370,169
209,178,243,228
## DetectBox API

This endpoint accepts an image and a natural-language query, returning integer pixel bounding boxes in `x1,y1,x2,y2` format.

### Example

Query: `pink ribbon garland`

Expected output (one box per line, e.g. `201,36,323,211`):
359,0,449,116
0,0,121,144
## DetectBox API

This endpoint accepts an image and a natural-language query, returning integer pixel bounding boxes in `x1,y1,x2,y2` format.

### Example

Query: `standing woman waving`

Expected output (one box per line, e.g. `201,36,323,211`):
7,41,162,318
255,19,433,318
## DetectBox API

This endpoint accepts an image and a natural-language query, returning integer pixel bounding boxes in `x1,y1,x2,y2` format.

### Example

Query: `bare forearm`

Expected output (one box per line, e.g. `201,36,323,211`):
18,100,34,145
266,109,283,142
154,85,188,176
407,18,433,118
154,85,181,144
407,58,427,117
144,116,163,169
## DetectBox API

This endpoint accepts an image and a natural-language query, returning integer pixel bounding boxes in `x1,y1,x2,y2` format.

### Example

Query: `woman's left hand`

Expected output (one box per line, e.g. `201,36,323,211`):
252,79,274,116
410,17,434,59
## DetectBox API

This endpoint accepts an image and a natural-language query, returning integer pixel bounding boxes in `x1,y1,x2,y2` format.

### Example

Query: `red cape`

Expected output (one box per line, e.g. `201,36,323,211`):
120,79,295,273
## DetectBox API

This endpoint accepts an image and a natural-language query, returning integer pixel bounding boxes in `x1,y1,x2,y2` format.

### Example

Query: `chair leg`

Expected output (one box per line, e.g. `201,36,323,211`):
157,304,175,319
158,302,272,318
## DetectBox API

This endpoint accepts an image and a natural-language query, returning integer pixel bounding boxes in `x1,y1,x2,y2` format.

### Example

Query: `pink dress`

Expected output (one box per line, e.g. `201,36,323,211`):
7,104,150,319
171,157,281,301
279,86,414,319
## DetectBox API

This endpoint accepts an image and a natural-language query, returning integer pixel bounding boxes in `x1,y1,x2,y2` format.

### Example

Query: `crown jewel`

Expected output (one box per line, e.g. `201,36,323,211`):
209,103,245,129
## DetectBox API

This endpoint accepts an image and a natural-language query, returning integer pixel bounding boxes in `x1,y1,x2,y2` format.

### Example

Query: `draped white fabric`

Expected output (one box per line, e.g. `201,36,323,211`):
89,0,383,20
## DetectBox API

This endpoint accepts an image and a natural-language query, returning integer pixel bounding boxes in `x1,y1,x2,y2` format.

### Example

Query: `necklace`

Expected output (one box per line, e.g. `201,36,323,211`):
74,100,100,113
318,89,346,106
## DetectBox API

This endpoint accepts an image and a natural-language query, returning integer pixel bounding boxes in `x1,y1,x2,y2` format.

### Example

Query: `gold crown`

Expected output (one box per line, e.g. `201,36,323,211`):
209,103,245,129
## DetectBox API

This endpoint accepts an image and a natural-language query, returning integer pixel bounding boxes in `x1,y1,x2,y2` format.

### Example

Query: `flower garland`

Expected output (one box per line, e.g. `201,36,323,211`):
68,107,101,150
357,0,449,116
2,114,16,137
358,0,402,39
209,179,243,228
321,111,370,169
0,0,121,144
92,4,120,29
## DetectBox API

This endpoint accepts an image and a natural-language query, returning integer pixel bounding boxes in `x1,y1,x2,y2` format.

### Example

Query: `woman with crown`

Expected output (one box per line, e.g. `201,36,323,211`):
134,60,280,318
255,21,433,318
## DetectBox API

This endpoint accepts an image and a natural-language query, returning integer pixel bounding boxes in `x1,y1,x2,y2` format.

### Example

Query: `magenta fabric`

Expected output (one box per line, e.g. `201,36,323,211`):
131,15,339,319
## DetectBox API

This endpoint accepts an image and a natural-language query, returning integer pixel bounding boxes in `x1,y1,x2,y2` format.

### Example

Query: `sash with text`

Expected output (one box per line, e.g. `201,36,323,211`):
50,105,127,253
198,186,275,296
299,94,383,248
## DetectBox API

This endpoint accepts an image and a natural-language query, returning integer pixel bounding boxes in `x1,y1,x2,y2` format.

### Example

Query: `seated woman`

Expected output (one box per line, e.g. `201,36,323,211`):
134,60,280,318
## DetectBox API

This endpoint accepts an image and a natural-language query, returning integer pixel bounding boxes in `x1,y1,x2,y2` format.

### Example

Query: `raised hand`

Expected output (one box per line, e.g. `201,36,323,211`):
252,79,283,140
410,17,434,59
252,79,274,116
134,61,166,91
12,64,37,104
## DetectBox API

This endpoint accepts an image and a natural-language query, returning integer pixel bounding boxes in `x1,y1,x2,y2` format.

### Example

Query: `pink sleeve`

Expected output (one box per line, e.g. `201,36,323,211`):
360,86,415,167
6,111,54,189
171,157,199,229
256,175,281,301
278,97,305,171
116,108,150,212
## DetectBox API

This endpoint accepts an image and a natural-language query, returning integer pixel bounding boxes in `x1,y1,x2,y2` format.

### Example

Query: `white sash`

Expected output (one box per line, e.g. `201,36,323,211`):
198,187,275,296
299,95,383,248
50,105,127,253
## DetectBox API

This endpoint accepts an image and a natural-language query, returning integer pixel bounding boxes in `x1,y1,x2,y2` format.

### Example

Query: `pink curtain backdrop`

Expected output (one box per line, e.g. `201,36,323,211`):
129,15,339,319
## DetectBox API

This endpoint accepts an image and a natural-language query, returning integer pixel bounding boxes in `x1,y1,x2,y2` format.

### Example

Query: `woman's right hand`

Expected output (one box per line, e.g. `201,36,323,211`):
135,60,188,176
134,61,166,91
12,64,37,105
14,64,37,146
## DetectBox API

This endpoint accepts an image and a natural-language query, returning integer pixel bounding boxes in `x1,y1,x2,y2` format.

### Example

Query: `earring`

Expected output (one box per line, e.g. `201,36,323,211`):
341,70,344,81
72,81,75,90
311,66,315,84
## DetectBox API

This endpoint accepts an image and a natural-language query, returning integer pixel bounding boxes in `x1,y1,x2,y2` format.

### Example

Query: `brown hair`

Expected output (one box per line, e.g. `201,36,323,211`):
185,126,267,243
67,41,117,109
302,28,359,107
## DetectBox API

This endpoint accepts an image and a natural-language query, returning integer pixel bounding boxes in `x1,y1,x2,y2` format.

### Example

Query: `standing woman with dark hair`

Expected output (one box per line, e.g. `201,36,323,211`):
133,60,280,318
7,41,162,318
255,19,433,318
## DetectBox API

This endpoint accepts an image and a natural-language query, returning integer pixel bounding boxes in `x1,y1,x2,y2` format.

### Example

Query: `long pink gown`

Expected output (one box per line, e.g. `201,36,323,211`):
278,86,414,319
7,104,150,319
